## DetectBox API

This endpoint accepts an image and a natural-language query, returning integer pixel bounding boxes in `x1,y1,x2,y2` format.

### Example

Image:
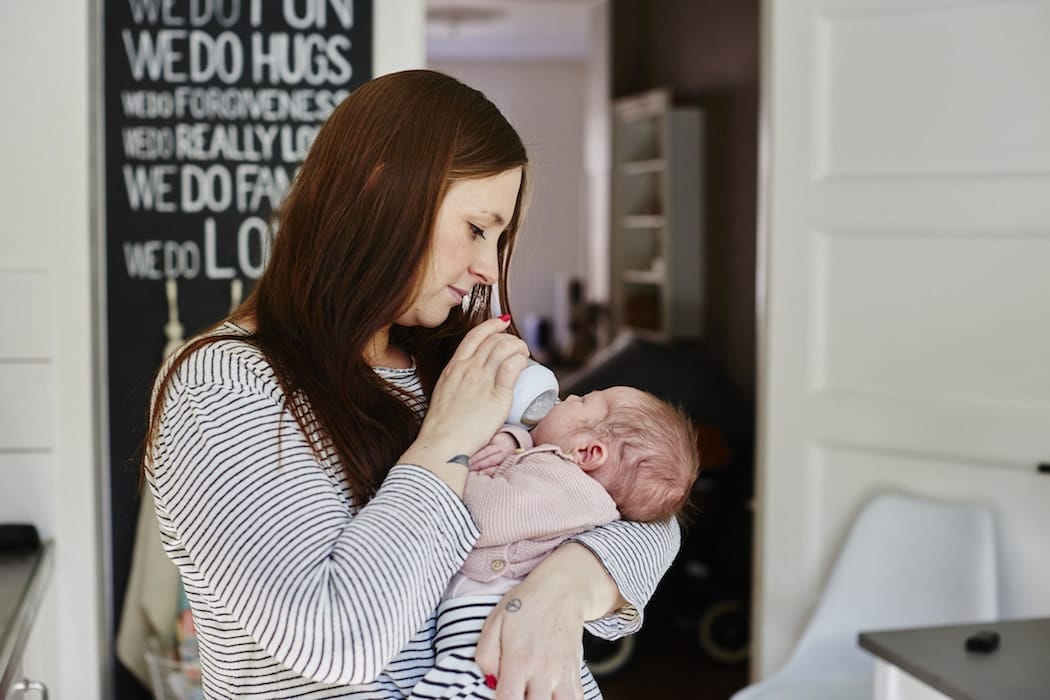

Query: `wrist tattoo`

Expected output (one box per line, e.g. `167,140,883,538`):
447,455,470,467
505,598,522,613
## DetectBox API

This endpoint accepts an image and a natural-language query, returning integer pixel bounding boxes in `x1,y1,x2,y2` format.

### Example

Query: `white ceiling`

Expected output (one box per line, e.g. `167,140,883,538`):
426,0,596,60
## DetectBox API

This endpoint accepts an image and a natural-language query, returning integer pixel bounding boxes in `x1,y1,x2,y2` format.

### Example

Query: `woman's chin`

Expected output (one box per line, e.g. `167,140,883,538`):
398,306,455,329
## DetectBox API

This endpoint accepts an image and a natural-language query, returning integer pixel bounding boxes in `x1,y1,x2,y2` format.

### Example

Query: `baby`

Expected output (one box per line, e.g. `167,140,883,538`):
413,386,700,697
452,386,699,597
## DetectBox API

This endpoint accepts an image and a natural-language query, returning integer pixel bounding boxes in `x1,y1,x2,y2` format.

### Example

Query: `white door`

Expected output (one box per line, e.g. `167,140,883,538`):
755,0,1050,678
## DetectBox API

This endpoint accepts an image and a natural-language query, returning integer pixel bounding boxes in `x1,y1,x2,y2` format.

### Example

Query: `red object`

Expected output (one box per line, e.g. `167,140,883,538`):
484,674,498,689
499,314,511,322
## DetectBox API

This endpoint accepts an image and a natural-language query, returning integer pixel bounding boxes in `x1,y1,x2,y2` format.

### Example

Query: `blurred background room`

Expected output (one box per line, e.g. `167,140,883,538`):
1,1,1048,699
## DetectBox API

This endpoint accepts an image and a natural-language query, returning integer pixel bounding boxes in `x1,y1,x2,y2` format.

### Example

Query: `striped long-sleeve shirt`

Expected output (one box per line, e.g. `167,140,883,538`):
147,327,680,698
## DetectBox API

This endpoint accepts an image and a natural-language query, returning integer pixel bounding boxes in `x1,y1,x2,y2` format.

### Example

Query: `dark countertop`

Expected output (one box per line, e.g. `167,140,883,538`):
0,542,54,696
859,617,1050,700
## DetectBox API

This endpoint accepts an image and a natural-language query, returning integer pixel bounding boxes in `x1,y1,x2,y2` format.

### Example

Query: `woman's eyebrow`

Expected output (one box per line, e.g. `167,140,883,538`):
475,210,505,226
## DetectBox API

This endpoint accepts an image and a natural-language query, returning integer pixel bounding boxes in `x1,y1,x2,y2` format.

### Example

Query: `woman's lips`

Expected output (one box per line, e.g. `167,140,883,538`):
449,286,469,303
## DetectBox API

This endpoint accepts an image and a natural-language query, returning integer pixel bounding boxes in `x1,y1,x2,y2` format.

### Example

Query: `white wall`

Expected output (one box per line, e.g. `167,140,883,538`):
0,0,102,697
428,59,589,353
582,2,611,305
376,0,426,75
0,2,425,697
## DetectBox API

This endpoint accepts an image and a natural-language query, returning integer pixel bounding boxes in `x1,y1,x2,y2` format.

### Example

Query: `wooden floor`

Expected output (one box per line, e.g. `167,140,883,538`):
596,627,749,700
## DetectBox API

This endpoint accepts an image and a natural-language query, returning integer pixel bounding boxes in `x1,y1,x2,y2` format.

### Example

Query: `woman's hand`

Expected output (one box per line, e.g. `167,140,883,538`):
474,543,625,699
399,317,528,492
423,316,529,455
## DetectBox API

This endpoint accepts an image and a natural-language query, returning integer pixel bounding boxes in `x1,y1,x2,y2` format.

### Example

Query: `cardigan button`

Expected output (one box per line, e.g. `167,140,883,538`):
491,559,506,572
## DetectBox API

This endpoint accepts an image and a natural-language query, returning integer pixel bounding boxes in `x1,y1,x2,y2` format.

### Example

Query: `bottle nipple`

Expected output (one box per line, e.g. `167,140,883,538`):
521,391,558,427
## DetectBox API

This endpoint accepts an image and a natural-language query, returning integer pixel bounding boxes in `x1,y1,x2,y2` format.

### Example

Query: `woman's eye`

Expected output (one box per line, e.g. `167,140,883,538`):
470,223,487,240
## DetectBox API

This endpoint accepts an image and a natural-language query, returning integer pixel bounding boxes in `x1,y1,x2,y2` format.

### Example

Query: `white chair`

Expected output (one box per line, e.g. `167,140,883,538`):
732,493,999,700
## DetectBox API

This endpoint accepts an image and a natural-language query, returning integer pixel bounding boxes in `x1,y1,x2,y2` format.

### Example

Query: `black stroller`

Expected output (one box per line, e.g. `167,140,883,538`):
560,333,754,676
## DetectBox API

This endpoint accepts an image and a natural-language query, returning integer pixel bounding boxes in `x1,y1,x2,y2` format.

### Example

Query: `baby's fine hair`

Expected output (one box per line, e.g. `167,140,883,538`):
593,391,700,522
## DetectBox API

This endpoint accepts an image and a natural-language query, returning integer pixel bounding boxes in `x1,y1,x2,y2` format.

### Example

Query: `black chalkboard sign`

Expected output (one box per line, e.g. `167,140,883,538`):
103,2,372,696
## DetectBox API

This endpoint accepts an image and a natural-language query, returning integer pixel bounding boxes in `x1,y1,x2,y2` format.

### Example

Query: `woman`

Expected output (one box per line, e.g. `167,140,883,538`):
145,70,679,699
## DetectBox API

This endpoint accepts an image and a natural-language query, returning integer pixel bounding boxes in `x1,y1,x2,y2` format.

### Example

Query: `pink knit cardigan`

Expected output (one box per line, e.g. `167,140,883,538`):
460,429,620,583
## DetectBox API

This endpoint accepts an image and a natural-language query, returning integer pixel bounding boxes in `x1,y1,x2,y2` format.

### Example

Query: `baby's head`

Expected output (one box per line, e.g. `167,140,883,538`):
531,387,700,522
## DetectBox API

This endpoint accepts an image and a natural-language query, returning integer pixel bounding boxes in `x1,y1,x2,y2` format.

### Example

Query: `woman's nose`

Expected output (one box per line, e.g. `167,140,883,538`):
470,242,499,286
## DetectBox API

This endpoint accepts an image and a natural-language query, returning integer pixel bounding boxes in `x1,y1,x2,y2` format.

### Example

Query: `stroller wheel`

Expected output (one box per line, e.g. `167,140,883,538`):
697,600,749,664
583,633,637,678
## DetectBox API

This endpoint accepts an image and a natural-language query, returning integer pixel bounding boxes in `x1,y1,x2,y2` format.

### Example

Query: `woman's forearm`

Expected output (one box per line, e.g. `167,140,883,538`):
529,541,627,621
570,517,681,638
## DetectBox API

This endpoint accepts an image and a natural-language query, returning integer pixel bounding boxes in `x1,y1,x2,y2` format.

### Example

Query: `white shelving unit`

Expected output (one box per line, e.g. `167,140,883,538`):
610,89,704,341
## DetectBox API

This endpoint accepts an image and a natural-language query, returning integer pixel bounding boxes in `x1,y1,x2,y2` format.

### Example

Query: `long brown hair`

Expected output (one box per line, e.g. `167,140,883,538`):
145,70,529,504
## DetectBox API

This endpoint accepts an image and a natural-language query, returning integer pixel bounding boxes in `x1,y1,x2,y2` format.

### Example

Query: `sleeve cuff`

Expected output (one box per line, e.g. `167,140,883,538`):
499,424,533,449
569,518,681,639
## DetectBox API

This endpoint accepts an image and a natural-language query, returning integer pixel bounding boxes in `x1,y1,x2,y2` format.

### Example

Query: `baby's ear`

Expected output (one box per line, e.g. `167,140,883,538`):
573,441,608,471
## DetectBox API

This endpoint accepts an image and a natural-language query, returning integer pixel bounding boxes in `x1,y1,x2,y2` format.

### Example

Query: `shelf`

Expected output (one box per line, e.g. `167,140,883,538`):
620,159,666,175
615,89,669,122
611,89,704,341
622,270,665,285
622,215,666,229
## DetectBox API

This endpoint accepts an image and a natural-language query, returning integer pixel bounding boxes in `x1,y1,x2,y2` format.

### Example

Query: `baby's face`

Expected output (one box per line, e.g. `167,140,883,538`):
531,386,644,454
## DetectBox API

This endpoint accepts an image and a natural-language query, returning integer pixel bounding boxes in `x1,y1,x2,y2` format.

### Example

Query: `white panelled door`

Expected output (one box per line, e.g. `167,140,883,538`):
755,0,1050,678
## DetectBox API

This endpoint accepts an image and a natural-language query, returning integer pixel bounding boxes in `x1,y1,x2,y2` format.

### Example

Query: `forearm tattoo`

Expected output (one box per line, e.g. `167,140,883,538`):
505,598,522,613
447,454,470,467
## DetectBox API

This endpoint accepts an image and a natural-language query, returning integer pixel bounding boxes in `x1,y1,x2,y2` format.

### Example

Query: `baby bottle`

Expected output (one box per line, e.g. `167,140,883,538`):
507,359,559,428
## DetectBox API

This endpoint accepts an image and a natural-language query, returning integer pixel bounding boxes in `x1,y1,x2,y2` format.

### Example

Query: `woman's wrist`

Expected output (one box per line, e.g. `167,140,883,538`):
529,542,626,621
399,437,472,495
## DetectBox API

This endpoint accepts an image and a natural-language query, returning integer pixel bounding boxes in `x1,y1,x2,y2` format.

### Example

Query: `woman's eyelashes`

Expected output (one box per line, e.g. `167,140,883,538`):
469,223,487,240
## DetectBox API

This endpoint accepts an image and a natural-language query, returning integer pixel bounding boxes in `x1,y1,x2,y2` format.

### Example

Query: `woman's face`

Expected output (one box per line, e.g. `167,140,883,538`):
397,167,523,328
